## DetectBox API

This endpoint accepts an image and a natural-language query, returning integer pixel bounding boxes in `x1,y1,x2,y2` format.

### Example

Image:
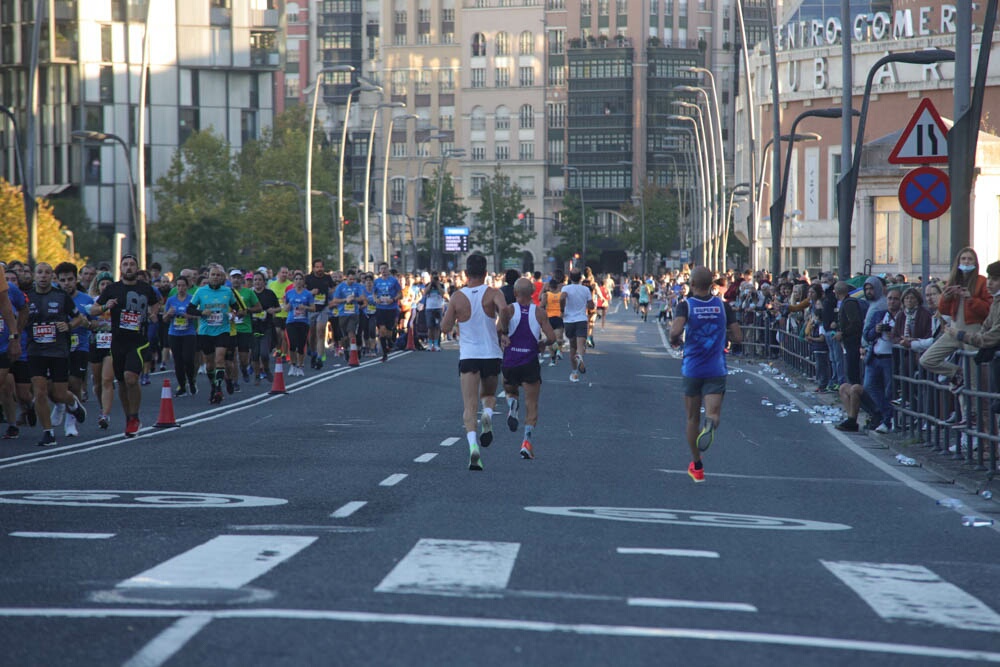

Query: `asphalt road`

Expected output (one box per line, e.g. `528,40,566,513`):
1,303,999,666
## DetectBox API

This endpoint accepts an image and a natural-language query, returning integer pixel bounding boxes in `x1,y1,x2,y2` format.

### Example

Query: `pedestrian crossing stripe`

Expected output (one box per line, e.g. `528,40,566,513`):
375,538,520,596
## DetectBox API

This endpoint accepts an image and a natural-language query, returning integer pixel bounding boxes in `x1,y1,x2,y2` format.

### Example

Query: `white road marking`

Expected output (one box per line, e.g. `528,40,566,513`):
822,560,1000,632
118,535,317,590
637,374,683,379
414,453,438,463
329,501,367,518
617,547,719,558
439,437,460,447
628,598,756,612
376,538,520,596
379,474,408,487
123,614,213,667
9,531,115,539
0,607,997,663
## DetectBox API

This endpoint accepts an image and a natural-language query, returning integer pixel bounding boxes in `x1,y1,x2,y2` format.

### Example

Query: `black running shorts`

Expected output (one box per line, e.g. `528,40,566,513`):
458,358,502,379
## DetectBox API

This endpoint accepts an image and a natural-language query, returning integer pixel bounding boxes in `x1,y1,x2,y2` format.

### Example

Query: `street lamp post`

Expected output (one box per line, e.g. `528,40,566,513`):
432,147,465,270
362,102,405,271
835,49,954,276
561,166,585,270
306,65,355,270
674,101,716,269
381,113,418,267
71,130,139,258
667,117,709,267
677,82,725,268
770,108,854,275
337,80,383,271
62,229,75,257
312,190,338,263
617,160,647,276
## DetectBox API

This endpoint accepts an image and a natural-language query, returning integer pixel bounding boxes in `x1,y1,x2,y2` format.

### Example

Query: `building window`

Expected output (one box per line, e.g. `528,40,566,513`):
417,8,431,22
911,217,949,264
472,143,486,160
496,143,510,160
495,107,511,130
284,76,300,99
496,68,510,87
547,138,564,163
472,32,487,57
442,32,455,44
415,70,431,94
471,174,487,195
520,31,533,55
548,30,564,54
100,65,114,103
391,141,407,158
548,65,565,86
179,108,200,145
472,68,485,88
101,24,112,62
496,32,510,56
519,104,534,129
547,103,565,128
439,69,455,92
241,109,257,144
439,112,454,130
873,196,899,265
519,66,534,87
391,71,408,96
471,107,486,131
391,177,406,204
519,141,534,161
598,0,609,16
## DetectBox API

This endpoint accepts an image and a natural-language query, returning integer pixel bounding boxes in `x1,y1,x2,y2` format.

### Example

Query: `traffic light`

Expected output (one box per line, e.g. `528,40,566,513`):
342,218,350,226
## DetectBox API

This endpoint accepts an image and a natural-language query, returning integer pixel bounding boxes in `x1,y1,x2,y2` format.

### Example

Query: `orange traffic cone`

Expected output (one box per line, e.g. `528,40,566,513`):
269,351,288,395
153,379,180,428
348,336,360,367
406,324,415,351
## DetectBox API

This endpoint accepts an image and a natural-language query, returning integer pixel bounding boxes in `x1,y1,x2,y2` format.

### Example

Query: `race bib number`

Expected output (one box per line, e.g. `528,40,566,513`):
294,306,306,317
314,294,326,305
96,332,112,349
120,310,142,331
207,311,224,326
366,304,376,314
252,311,266,320
343,303,355,313
70,334,80,350
173,316,189,330
33,323,56,344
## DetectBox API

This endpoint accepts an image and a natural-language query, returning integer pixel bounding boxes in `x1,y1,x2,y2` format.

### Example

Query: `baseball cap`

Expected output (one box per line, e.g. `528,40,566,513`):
229,269,242,277
257,266,268,275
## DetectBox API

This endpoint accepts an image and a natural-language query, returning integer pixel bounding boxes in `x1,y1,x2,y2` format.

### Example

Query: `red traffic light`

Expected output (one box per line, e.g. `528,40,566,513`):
342,218,350,225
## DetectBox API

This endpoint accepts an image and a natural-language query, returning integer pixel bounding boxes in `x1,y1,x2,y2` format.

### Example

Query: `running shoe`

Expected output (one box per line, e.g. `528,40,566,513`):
2,425,19,439
519,440,534,460
569,371,580,383
64,414,78,438
159,363,167,371
480,411,493,447
575,354,586,374
210,388,223,405
687,461,705,483
175,387,188,398
382,348,389,363
124,416,140,438
25,404,37,427
98,415,110,430
37,431,57,447
190,383,198,396
548,359,556,367
140,373,151,386
226,378,235,395
51,403,65,426
234,382,242,393
68,400,87,425
696,417,715,453
507,400,519,431
469,445,484,471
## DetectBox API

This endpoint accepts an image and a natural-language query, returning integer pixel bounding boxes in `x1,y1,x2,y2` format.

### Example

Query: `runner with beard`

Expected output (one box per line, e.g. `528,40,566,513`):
94,255,162,437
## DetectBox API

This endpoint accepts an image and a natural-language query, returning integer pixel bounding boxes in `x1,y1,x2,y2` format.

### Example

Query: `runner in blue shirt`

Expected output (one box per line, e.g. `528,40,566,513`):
189,264,244,404
668,266,742,483
331,270,368,361
164,275,198,396
372,262,402,362
283,271,315,376
55,262,94,437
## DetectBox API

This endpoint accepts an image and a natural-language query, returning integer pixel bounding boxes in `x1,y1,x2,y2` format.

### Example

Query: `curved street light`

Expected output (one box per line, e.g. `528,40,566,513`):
337,81,383,270
381,113,419,267
673,102,716,269
668,116,710,267
561,166,586,270
71,130,140,261
362,102,405,271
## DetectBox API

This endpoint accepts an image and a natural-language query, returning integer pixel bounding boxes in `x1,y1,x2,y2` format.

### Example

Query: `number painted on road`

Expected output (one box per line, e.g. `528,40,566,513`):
524,506,851,531
0,490,287,508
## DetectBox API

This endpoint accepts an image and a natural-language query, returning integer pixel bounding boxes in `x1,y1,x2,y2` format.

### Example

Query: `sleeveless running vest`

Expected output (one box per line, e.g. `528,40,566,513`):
545,288,562,317
681,295,729,378
504,303,541,368
459,285,503,360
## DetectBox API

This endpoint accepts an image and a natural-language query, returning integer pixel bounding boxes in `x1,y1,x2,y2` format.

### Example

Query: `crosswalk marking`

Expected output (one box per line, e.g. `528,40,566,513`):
375,538,520,595
822,560,1000,632
329,501,367,519
414,453,438,463
10,532,115,539
379,474,408,487
118,535,317,590
618,547,719,558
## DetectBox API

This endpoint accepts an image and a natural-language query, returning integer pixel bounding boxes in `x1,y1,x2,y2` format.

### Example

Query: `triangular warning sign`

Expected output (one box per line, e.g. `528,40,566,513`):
888,98,949,165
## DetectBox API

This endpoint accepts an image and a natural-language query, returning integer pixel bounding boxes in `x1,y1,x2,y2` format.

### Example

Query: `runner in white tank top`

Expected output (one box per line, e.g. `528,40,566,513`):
440,255,508,471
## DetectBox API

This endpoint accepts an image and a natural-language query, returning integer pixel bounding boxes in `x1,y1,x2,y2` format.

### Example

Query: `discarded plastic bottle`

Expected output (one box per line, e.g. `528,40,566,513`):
982,490,994,501
775,411,789,418
936,498,965,509
961,515,995,527
896,454,918,466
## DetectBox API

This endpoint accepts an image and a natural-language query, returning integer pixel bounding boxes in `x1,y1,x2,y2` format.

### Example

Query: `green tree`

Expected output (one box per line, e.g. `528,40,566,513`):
417,168,469,271
469,167,535,272
618,181,680,274
50,196,107,265
0,180,82,266
552,192,603,269
152,130,242,269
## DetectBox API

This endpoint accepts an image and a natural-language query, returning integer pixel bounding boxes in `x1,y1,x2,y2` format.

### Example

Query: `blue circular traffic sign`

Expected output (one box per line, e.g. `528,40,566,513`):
898,166,951,220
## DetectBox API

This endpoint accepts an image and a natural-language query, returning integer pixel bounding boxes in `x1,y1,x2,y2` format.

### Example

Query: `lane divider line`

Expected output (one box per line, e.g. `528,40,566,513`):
9,531,115,539
414,453,438,463
439,437,460,447
379,474,407,487
617,547,720,559
329,501,367,519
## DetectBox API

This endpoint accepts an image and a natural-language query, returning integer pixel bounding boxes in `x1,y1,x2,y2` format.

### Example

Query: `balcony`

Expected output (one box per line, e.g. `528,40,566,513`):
250,48,280,67
210,6,232,26
250,8,279,28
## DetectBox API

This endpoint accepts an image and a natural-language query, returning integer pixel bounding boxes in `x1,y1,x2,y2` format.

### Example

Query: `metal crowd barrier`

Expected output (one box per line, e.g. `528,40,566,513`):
732,309,815,379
